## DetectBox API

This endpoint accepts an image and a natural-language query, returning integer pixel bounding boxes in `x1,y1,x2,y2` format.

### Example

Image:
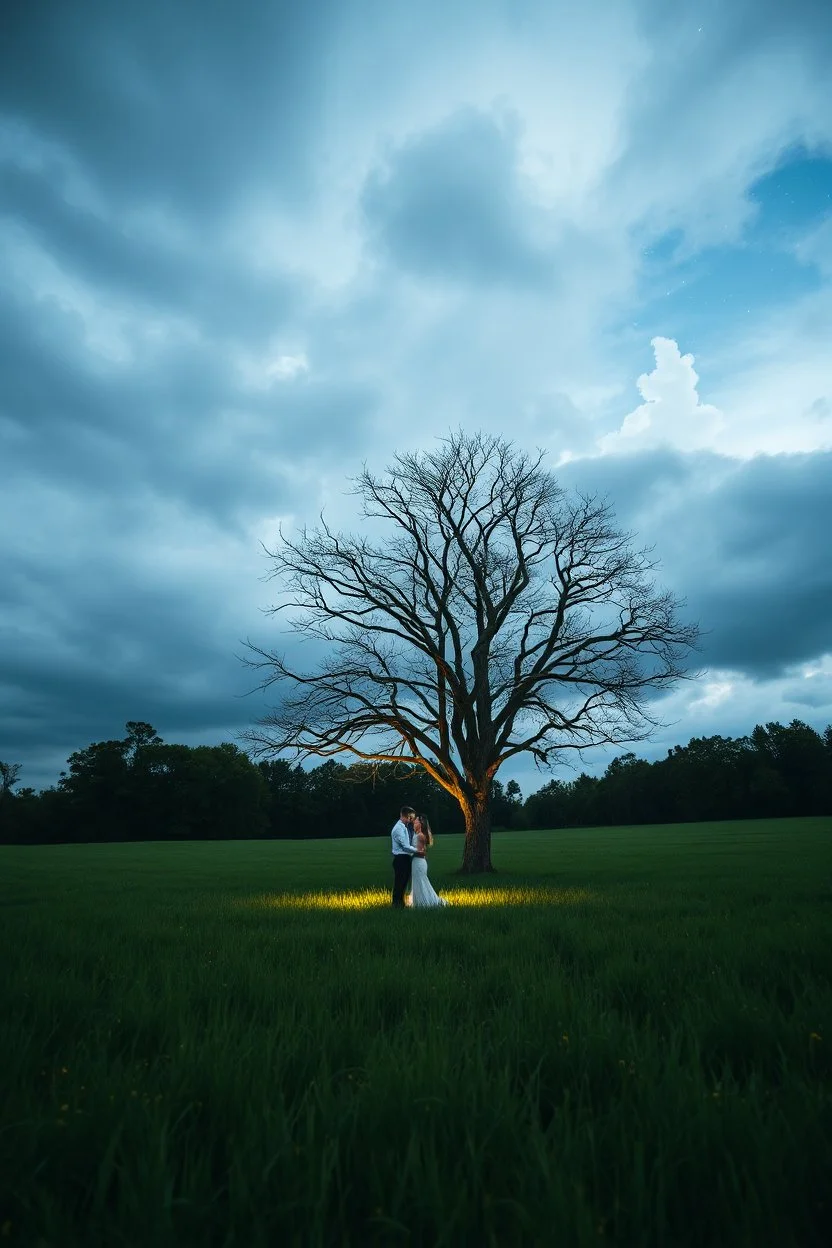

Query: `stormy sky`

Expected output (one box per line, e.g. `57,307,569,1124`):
2,0,831,801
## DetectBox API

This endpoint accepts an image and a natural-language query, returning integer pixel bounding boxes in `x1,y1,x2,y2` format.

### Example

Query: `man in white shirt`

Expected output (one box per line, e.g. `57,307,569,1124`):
391,806,418,908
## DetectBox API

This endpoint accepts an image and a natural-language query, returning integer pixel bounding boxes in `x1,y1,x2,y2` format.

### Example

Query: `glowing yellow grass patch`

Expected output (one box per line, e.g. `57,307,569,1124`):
243,886,594,911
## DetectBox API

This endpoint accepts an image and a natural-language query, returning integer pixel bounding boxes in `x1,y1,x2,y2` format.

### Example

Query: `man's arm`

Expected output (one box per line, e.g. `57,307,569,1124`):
391,822,416,855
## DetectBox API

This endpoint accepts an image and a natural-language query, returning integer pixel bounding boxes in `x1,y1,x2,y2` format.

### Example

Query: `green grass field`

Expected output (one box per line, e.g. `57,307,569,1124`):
1,818,830,1247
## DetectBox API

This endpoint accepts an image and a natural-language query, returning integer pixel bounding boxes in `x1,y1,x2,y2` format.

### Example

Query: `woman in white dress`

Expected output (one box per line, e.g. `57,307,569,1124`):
408,815,449,908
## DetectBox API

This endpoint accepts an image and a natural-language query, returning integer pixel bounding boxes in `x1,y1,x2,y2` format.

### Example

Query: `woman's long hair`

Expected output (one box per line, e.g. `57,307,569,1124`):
416,814,433,847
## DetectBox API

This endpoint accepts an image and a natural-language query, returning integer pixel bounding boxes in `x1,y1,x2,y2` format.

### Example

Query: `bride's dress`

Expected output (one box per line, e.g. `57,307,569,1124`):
409,855,448,908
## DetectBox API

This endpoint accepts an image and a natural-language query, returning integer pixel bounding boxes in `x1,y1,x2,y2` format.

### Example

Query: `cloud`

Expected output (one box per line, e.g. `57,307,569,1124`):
503,652,832,796
643,656,832,754
598,337,723,454
0,0,335,221
0,480,298,791
269,353,310,382
361,108,555,288
793,213,832,278
559,447,832,679
605,0,832,252
0,152,305,353
592,314,832,460
704,285,832,456
2,0,832,797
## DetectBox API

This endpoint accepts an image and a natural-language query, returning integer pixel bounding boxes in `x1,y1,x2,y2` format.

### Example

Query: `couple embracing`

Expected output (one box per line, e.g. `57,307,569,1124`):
390,806,449,909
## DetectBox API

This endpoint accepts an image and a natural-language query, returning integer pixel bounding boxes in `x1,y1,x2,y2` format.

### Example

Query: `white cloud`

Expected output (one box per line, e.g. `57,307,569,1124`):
801,655,832,681
593,303,832,461
705,285,832,456
237,347,310,390
597,337,723,455
269,352,309,381
651,659,832,740
689,679,735,711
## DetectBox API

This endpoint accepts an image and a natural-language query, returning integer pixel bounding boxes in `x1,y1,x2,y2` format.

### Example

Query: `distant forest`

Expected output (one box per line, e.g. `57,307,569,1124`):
1,717,829,845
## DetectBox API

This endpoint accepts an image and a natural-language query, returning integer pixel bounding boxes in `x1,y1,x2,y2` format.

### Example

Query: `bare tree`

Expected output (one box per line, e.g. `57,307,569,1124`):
239,431,699,873
0,761,22,801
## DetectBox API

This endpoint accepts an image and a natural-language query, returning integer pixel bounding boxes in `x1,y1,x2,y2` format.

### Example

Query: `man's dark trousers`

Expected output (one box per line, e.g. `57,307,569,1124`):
392,854,412,908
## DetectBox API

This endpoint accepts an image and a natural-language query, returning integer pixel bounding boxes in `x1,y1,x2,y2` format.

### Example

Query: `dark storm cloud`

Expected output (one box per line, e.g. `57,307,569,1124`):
361,107,553,288
690,451,832,674
0,0,372,536
0,266,377,533
559,448,832,678
0,531,281,789
1,0,336,221
2,0,830,798
0,161,303,347
0,283,115,438
0,298,275,531
0,640,259,789
0,0,382,798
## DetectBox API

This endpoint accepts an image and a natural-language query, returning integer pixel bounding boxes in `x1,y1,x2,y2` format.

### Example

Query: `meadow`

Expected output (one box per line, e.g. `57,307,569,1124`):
1,817,830,1247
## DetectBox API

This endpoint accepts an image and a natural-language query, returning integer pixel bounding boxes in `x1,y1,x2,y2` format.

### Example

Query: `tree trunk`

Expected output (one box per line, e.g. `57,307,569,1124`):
460,792,495,874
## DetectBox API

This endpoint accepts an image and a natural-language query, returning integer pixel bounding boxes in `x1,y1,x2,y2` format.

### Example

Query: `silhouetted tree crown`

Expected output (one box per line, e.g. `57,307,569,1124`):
238,430,699,872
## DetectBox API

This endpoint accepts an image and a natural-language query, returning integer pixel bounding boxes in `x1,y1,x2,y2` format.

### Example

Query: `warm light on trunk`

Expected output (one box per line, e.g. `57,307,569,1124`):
461,792,494,874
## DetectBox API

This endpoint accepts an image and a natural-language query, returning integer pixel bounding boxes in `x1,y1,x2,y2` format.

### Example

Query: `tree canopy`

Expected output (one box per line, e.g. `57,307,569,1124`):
239,431,699,872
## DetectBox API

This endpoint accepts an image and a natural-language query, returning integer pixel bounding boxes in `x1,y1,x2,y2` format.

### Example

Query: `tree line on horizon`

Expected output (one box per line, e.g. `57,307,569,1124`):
0,716,829,846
